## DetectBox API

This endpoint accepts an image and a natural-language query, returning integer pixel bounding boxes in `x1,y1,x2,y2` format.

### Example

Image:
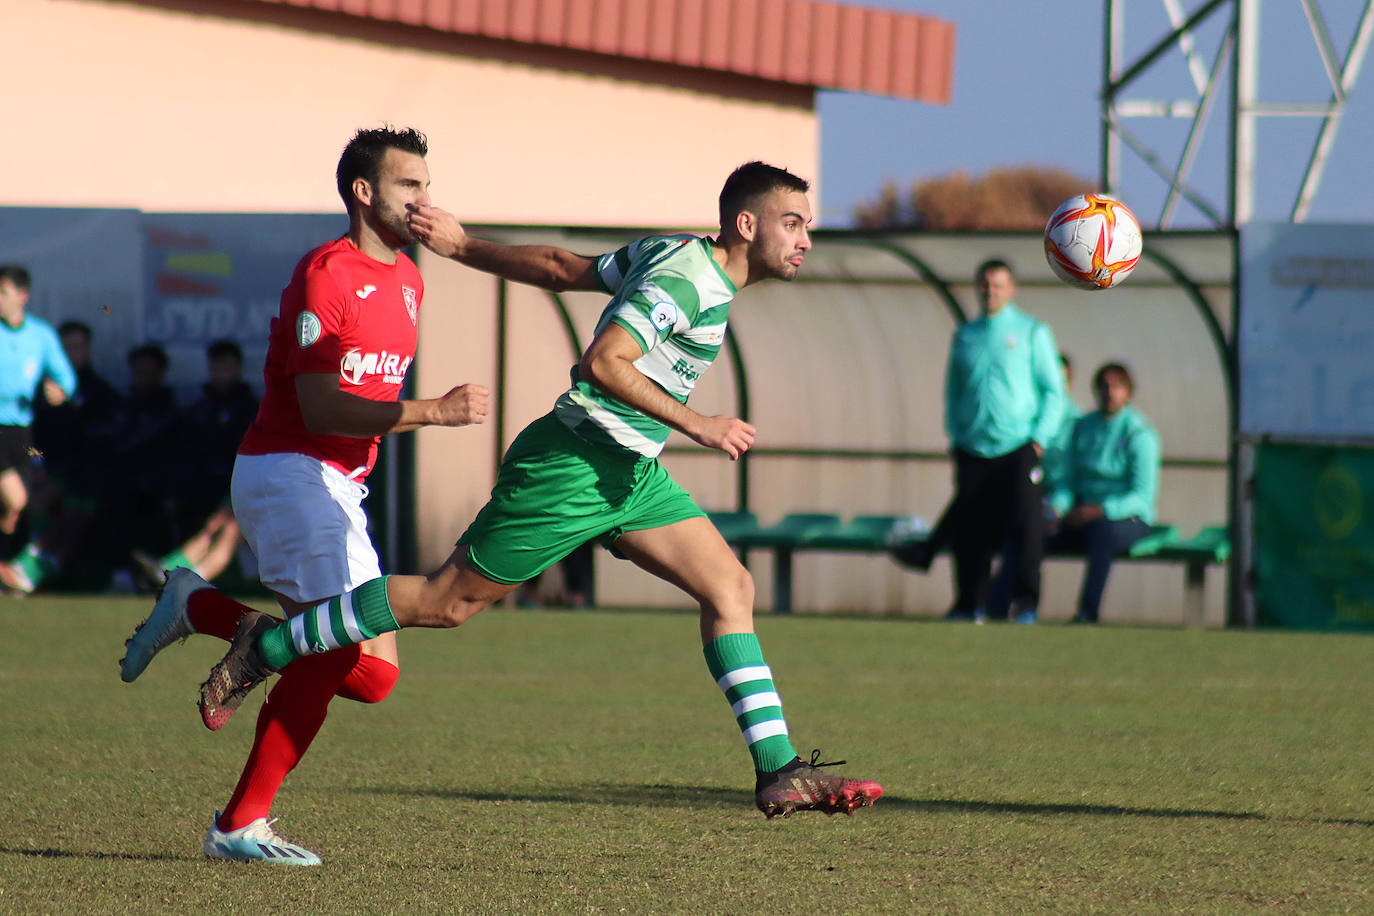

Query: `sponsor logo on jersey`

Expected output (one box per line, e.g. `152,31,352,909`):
671,357,700,382
401,286,418,325
650,300,678,332
355,284,377,299
296,311,322,348
340,348,413,386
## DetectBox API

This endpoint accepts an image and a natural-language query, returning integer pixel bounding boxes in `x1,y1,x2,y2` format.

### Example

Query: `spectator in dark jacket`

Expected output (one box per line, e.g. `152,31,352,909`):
133,340,259,588
179,339,259,506
32,321,125,481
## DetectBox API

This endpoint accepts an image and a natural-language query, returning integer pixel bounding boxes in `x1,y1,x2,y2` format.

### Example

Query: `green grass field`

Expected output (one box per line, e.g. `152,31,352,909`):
2,596,1371,914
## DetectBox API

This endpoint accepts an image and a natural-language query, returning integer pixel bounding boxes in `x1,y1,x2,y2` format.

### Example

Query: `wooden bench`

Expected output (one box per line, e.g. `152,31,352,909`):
709,512,1230,626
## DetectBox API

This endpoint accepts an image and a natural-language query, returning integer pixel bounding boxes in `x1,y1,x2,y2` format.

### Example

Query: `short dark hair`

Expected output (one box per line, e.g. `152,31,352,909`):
207,338,243,363
58,320,92,340
127,343,169,372
975,258,1014,280
336,126,429,215
1093,361,1134,395
0,265,31,290
718,161,810,231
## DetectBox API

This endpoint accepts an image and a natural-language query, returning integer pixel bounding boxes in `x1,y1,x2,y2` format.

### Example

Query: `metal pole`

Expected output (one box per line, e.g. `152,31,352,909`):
1291,2,1374,221
1231,0,1258,225
1100,0,1122,193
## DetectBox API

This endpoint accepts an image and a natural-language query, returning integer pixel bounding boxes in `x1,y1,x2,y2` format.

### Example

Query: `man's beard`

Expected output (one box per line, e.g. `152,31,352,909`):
375,199,417,247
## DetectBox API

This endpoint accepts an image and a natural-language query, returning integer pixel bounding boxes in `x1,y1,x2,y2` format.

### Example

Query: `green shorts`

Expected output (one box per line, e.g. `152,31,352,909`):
458,412,705,584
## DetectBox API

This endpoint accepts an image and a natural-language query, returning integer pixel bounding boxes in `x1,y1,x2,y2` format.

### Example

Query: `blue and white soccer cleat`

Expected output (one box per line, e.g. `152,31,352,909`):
203,812,322,866
119,566,208,683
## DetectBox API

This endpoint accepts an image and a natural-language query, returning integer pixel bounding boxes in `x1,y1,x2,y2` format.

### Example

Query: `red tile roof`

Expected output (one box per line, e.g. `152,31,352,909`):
247,0,954,103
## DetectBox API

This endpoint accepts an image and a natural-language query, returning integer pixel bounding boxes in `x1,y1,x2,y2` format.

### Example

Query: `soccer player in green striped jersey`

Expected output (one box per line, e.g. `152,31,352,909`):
198,162,882,819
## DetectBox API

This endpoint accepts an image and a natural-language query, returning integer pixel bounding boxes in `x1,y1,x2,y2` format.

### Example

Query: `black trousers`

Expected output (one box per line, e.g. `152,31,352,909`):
943,443,1044,617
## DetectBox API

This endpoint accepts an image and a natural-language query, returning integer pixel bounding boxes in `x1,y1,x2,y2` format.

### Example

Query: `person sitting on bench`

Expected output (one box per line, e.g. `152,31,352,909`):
1046,361,1160,624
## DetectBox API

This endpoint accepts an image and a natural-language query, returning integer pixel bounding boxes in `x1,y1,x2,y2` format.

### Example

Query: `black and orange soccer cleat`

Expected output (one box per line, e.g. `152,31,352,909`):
198,611,278,731
754,750,883,819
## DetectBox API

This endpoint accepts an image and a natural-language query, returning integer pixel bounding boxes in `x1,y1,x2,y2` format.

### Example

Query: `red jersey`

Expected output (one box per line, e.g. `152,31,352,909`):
238,237,423,480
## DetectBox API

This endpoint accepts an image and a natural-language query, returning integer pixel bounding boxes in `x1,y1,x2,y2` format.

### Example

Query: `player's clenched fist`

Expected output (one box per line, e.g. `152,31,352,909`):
693,415,756,460
432,384,490,427
41,377,67,407
406,204,466,259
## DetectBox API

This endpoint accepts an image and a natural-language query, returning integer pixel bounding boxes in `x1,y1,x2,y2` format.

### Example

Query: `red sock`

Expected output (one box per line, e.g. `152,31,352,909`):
335,654,399,704
188,589,278,641
217,644,363,832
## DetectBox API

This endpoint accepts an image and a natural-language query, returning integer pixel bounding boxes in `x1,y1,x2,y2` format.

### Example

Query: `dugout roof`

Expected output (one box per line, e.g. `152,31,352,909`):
224,0,955,103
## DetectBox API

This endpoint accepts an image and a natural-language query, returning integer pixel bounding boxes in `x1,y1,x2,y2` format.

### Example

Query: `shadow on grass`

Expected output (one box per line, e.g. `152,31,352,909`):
879,798,1372,827
879,795,1264,821
0,846,187,862
359,784,1361,824
361,783,748,810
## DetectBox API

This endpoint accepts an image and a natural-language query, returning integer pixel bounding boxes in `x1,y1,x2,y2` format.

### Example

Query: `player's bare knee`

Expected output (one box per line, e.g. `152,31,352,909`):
716,560,753,605
702,563,754,622
432,598,475,627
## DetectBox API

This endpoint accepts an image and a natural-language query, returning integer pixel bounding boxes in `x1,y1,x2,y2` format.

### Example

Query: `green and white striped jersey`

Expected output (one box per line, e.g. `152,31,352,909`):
553,234,737,457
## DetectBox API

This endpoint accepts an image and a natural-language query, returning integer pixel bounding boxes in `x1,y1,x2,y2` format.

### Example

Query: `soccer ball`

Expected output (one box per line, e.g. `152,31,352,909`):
1043,193,1143,290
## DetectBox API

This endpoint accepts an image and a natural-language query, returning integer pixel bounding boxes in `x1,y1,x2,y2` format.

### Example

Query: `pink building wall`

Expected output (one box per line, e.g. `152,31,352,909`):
4,0,818,226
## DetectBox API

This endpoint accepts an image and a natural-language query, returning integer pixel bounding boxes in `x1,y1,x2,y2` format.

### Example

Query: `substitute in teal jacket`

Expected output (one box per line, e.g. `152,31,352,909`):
944,302,1065,458
931,259,1065,623
1049,404,1159,524
1047,361,1160,623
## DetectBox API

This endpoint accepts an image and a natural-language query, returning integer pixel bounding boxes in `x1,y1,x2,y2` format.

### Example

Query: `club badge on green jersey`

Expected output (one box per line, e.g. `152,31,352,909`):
650,301,678,331
297,311,322,348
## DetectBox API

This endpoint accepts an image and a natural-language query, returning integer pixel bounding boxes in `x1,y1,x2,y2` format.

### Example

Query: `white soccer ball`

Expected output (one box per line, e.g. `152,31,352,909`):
1043,193,1143,290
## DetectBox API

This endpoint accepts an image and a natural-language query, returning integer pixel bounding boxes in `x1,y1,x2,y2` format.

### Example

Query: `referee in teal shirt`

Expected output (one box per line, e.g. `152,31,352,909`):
0,265,77,536
935,258,1064,623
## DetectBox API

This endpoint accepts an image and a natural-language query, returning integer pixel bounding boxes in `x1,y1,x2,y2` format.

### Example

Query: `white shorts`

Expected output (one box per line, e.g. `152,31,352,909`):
230,452,381,604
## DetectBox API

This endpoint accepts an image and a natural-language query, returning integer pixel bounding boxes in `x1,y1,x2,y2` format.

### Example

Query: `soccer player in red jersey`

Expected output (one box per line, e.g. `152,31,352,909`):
119,126,490,864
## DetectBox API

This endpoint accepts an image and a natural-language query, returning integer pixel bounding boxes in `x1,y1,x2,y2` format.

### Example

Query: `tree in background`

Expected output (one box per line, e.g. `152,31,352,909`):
852,166,1092,230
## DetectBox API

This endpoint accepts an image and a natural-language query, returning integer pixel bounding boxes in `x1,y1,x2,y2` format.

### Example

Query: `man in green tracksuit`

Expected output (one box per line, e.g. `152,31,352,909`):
929,259,1065,624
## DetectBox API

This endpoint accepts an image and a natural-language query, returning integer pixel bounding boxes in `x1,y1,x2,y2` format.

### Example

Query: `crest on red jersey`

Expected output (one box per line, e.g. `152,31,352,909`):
401,286,418,325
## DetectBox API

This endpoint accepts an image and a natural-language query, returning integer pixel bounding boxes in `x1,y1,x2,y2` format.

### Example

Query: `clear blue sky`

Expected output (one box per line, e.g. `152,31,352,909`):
818,0,1374,228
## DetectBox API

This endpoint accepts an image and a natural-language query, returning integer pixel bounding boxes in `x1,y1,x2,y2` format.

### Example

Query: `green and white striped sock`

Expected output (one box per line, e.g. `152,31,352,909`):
158,548,194,573
15,543,56,588
258,576,398,670
703,632,800,773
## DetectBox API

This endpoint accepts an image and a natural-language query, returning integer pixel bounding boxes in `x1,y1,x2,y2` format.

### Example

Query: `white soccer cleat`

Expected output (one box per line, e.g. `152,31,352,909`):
119,566,208,683
203,812,322,865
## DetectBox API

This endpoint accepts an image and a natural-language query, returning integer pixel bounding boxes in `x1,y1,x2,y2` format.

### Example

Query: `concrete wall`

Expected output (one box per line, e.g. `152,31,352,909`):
4,0,817,227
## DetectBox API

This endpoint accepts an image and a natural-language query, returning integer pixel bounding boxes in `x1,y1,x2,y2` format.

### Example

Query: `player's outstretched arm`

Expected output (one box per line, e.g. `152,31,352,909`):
580,324,755,460
406,204,601,292
295,374,490,437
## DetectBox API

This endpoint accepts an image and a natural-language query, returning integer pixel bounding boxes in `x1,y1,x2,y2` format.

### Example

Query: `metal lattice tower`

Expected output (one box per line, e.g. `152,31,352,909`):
1100,0,1374,228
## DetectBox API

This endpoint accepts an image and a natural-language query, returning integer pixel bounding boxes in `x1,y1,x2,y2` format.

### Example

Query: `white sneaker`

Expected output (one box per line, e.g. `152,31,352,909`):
203,811,321,865
119,567,208,682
